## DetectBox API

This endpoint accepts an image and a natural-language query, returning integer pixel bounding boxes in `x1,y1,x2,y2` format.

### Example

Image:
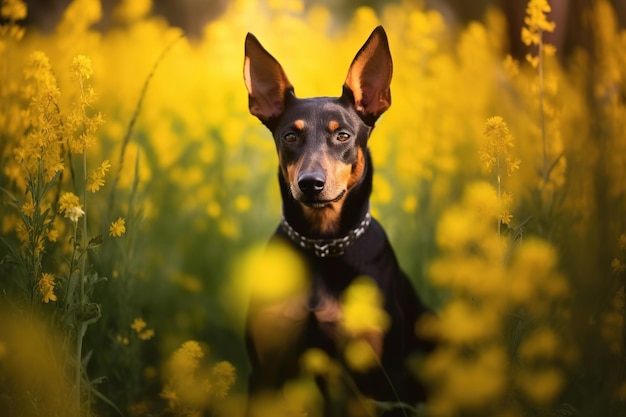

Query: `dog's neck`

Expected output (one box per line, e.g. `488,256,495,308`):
279,149,373,240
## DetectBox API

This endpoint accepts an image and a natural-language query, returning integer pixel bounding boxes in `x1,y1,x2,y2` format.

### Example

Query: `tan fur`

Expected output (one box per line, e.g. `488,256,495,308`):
300,149,365,234
293,119,305,130
328,120,340,132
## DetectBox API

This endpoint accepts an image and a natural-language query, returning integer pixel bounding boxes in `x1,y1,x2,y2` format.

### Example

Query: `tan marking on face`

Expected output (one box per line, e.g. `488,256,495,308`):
328,120,340,132
299,150,365,235
281,153,303,190
293,119,305,130
347,147,365,189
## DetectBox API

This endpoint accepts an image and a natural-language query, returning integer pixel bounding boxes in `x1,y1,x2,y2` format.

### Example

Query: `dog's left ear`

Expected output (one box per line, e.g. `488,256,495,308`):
343,26,392,125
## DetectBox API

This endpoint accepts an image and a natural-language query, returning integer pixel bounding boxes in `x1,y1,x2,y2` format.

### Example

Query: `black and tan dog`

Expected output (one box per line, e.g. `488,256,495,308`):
243,26,434,416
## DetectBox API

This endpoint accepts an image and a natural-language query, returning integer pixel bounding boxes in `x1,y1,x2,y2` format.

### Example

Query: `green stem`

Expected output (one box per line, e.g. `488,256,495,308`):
368,343,411,417
538,31,548,183
75,148,89,412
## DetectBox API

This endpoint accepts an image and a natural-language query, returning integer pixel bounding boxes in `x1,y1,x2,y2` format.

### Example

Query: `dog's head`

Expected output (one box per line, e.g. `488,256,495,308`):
243,27,392,232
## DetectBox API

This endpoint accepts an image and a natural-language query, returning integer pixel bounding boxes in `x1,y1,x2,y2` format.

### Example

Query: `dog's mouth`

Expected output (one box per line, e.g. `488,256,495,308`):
299,190,345,208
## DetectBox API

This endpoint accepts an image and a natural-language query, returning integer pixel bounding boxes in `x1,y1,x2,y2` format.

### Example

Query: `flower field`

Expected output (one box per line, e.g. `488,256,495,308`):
1,0,625,416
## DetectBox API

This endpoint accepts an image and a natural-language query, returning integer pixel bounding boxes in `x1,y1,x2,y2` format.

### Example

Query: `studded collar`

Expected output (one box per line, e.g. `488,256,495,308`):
280,212,372,258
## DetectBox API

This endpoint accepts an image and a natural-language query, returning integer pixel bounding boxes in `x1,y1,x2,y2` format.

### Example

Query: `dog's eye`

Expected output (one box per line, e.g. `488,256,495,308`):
283,133,297,143
336,132,350,142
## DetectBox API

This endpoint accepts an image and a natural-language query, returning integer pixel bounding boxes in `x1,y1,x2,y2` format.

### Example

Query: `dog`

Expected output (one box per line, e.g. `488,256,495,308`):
243,26,434,416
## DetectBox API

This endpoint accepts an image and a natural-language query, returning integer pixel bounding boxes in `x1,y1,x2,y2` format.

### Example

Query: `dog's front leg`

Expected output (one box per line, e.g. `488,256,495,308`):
246,293,310,412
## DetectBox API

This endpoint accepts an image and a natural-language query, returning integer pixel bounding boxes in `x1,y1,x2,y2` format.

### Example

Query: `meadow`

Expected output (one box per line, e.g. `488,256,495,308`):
0,0,625,416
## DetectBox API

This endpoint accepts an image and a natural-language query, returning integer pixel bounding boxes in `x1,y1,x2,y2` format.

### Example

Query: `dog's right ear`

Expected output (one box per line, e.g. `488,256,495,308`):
244,34,293,124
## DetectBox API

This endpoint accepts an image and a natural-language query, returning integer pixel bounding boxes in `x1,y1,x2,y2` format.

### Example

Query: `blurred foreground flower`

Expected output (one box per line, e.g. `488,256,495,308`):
1,0,27,21
161,340,236,414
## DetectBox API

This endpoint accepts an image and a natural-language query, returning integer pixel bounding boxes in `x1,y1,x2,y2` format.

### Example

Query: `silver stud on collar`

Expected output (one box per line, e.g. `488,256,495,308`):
280,212,372,258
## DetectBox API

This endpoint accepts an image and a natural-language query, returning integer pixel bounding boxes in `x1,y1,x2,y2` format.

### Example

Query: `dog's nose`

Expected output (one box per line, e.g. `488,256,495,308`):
298,172,325,194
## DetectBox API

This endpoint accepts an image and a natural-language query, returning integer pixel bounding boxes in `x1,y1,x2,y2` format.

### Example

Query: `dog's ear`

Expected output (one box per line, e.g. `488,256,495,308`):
343,26,392,125
244,33,293,124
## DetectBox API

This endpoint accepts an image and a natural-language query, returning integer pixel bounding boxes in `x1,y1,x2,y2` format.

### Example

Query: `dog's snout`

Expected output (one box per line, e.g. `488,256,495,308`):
298,172,325,194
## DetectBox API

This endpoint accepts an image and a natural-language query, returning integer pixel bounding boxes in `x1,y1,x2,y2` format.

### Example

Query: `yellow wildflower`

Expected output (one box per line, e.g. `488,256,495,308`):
618,233,626,251
344,339,377,372
131,317,147,333
341,276,389,336
47,228,59,242
18,51,65,182
113,0,151,22
209,361,236,399
116,334,129,345
171,340,204,374
131,318,155,341
21,200,35,218
519,327,560,360
517,367,564,404
59,192,81,215
233,195,251,212
611,258,625,274
301,348,331,375
521,0,556,67
160,385,178,409
58,192,84,222
38,272,57,303
481,116,520,176
522,0,556,44
1,0,27,21
109,217,126,237
139,329,155,341
87,160,111,192
70,54,93,81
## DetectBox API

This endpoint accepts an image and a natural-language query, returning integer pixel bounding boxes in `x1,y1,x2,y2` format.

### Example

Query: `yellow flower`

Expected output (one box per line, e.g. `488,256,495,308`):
38,272,57,303
47,228,59,242
521,0,556,66
522,0,556,45
116,334,129,345
519,327,560,360
209,361,236,399
233,195,251,212
58,192,81,216
70,54,93,81
87,160,111,192
301,348,331,375
109,217,126,237
21,201,35,218
611,258,625,274
344,339,377,372
1,0,27,21
59,192,84,222
113,0,151,22
160,385,179,408
131,317,147,333
139,329,155,341
618,233,626,251
341,276,389,336
171,340,204,374
481,116,520,176
517,367,564,404
131,318,155,341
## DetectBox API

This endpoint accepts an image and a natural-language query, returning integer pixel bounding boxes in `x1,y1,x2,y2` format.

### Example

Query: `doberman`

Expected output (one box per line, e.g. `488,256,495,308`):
243,26,434,416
